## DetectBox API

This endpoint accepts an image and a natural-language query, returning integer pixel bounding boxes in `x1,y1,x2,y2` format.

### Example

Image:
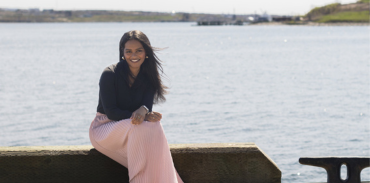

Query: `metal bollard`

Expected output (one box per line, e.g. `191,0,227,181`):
299,157,370,183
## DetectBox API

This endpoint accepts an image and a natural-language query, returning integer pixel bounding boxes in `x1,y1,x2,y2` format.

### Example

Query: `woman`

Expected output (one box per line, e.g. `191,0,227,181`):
89,30,183,183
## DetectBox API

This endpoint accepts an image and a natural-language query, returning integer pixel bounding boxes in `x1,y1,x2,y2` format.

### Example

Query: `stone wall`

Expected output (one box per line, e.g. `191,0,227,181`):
0,143,281,183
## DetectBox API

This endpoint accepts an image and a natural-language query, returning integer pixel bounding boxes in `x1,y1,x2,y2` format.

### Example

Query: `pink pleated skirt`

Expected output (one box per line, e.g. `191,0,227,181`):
89,112,184,183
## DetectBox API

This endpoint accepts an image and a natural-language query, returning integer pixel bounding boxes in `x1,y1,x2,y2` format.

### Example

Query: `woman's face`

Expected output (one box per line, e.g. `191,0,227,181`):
123,39,146,71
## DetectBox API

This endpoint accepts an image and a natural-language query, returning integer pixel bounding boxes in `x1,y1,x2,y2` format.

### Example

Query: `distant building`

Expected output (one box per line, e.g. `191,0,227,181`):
182,13,190,21
232,14,236,21
42,9,54,13
272,16,295,22
29,8,40,13
260,12,272,22
247,13,271,23
64,11,72,17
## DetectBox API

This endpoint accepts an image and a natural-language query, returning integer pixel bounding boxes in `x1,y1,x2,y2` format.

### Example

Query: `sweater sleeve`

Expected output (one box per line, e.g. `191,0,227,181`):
142,88,155,112
99,68,132,121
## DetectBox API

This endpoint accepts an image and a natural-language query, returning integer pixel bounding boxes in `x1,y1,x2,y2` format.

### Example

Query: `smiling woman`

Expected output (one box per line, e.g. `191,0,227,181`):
89,30,183,183
122,39,147,86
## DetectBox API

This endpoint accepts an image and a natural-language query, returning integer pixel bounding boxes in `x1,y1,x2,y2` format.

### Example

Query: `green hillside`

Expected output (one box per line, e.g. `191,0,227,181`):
318,11,369,22
305,1,369,23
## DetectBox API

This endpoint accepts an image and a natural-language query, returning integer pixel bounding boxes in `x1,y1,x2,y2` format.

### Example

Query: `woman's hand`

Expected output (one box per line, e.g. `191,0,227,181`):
130,106,148,125
145,112,162,122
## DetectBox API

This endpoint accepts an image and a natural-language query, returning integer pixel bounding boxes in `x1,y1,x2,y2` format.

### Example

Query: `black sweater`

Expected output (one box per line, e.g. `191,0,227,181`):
97,61,154,121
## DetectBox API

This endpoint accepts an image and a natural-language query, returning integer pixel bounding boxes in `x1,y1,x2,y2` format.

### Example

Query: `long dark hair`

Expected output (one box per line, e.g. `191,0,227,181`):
119,30,167,104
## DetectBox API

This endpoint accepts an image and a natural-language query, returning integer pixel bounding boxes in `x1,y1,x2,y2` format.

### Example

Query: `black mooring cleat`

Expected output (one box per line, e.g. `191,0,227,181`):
299,157,370,183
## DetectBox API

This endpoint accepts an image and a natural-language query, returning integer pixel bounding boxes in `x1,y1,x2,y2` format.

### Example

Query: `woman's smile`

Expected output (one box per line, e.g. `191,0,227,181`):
124,39,146,71
130,59,140,63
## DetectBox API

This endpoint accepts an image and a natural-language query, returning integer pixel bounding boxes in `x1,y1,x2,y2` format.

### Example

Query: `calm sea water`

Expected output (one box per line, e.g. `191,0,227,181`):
0,22,369,182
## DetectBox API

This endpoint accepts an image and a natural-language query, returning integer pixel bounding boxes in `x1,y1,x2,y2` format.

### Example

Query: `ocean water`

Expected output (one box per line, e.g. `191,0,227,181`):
0,22,369,182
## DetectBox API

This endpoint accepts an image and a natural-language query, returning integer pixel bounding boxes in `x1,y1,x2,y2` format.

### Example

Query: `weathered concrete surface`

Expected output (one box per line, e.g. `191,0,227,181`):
0,143,281,183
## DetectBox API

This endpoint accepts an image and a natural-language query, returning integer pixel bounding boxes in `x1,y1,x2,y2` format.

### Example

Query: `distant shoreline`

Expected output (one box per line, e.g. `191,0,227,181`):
1,4,368,25
1,21,368,26
248,21,370,26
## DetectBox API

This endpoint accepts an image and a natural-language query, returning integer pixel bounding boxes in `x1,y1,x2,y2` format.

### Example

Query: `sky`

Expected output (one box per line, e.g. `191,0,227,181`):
0,0,358,15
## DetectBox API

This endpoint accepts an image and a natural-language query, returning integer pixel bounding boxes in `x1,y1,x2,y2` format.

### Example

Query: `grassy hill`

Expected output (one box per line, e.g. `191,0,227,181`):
305,1,369,23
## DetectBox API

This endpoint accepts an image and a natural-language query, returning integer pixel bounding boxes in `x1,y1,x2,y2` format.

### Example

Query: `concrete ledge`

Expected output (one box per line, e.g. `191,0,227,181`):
0,143,281,183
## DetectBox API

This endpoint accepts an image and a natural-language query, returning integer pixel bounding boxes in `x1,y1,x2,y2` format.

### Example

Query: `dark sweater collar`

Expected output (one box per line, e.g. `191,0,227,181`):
116,61,144,89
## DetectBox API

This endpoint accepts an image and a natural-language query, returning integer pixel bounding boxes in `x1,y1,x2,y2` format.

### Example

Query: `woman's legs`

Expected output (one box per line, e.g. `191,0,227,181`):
89,113,130,167
127,121,180,183
89,114,183,183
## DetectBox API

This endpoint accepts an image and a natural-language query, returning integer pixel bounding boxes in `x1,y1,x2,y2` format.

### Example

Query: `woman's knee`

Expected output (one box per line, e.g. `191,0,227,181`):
137,121,164,137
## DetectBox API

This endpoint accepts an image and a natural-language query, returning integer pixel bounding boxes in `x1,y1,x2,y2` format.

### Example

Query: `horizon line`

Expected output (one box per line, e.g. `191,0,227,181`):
0,7,304,16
